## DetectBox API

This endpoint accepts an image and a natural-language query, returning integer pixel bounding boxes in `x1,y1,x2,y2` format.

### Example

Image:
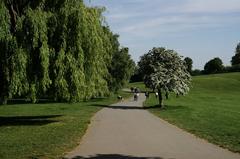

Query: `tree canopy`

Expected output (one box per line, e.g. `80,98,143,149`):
204,57,224,74
138,47,191,107
184,57,193,74
0,0,134,104
108,47,135,92
231,42,240,66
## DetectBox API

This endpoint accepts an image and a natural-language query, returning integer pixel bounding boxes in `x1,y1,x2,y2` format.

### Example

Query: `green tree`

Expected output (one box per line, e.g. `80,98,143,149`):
231,42,240,66
0,1,29,104
184,57,193,74
204,57,224,74
191,69,202,76
0,0,133,104
139,47,191,107
109,47,135,92
130,66,144,83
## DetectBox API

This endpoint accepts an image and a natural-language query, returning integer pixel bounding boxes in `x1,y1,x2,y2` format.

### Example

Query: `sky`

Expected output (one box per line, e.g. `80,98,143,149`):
85,0,240,69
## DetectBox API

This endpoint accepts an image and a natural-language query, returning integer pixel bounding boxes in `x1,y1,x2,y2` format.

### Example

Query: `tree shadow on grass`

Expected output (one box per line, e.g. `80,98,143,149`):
0,115,62,127
145,105,187,111
68,154,164,159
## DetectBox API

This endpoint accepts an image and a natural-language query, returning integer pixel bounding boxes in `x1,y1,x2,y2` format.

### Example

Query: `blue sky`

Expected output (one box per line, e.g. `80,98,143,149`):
86,0,240,69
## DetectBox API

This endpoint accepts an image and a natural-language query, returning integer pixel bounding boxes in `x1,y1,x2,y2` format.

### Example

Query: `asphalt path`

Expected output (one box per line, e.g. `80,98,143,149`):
65,93,240,159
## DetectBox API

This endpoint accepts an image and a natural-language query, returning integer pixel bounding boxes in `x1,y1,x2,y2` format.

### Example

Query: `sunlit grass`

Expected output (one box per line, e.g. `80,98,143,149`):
131,73,240,152
0,91,131,159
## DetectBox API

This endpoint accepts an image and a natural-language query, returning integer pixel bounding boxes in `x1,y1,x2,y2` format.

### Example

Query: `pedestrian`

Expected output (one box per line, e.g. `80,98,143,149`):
134,93,138,101
130,87,134,92
145,91,149,99
134,87,137,93
155,92,158,98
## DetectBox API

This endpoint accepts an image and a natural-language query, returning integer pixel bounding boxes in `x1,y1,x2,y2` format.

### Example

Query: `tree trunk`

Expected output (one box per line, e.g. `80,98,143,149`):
165,92,169,100
0,96,8,105
158,89,163,108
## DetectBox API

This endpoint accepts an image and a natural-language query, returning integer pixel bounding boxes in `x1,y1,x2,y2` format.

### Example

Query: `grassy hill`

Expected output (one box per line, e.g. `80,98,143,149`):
132,73,240,152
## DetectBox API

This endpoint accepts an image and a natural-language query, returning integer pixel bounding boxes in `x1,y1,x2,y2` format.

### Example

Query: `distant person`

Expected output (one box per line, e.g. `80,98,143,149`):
130,87,134,92
145,91,149,99
134,87,137,93
117,95,123,101
155,92,158,98
134,92,138,101
135,87,140,93
134,87,140,101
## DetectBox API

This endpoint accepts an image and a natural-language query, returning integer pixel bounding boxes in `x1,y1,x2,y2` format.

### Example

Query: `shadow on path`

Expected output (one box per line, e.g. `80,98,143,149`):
90,104,186,111
92,104,144,110
0,115,62,126
69,154,164,159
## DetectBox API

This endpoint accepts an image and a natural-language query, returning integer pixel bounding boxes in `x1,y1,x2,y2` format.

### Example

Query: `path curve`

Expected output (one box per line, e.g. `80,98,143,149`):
65,93,240,159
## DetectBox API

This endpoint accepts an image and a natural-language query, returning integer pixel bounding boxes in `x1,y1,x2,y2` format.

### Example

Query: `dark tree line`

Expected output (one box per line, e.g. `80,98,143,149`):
131,42,240,82
202,43,240,75
0,0,135,104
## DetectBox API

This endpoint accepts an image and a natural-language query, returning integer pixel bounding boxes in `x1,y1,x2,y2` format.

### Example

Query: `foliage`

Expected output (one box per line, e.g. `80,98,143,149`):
204,57,224,74
138,47,191,107
225,64,240,73
231,42,240,66
191,69,202,76
108,47,135,92
130,66,144,83
0,0,133,104
184,57,193,74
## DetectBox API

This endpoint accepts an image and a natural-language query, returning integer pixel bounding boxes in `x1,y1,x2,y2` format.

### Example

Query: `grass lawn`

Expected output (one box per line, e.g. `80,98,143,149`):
0,91,131,159
131,73,240,152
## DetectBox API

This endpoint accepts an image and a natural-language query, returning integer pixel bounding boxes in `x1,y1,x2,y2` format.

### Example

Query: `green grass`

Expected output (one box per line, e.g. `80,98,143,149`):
0,91,131,159
127,82,152,92
131,73,240,152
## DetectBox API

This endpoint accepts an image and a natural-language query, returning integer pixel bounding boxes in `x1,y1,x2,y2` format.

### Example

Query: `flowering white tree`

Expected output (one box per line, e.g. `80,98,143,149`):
138,47,191,107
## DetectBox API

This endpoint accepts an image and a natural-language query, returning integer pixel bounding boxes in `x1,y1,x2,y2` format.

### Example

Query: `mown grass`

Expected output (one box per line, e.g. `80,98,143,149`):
0,90,131,159
131,73,240,152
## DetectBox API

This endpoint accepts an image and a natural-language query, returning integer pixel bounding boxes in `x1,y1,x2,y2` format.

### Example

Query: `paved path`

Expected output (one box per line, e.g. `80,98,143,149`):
65,94,240,159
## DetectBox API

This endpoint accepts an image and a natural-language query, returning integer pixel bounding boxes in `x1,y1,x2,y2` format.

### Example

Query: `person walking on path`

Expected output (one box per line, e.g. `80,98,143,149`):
133,92,138,101
145,91,149,99
133,87,140,101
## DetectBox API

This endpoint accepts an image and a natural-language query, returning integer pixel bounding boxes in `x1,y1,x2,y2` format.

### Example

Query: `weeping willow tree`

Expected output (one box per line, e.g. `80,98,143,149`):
0,0,29,104
46,1,86,102
0,0,134,104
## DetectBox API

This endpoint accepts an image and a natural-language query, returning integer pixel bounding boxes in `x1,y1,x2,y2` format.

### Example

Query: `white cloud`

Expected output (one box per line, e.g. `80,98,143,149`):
87,0,240,68
102,0,240,38
175,0,240,13
114,15,240,38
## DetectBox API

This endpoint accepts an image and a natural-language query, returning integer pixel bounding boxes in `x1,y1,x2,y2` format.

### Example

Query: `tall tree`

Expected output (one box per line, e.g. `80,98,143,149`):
0,0,134,104
138,47,191,107
231,42,240,66
109,47,135,92
204,57,224,74
0,1,29,104
184,57,193,74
